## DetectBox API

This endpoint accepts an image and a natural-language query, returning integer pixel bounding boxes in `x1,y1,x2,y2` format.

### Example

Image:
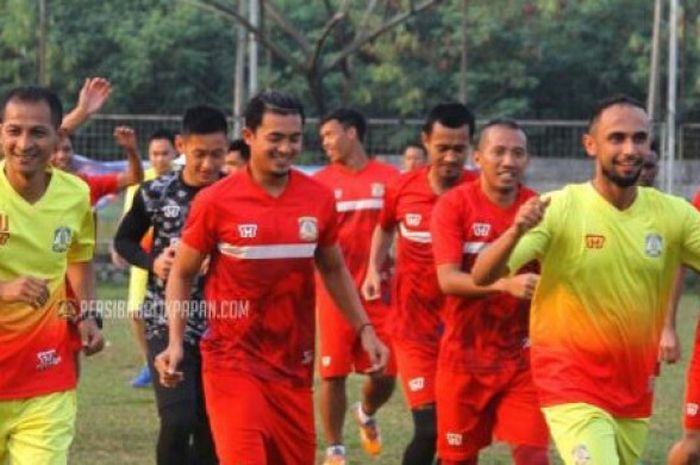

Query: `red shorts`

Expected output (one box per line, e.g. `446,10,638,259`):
684,318,700,429
317,298,397,378
394,338,438,409
436,366,549,460
203,371,315,465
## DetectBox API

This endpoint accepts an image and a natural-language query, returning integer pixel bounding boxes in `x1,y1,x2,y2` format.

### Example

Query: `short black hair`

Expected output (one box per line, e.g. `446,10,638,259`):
244,90,305,132
422,102,475,139
320,108,367,142
587,95,647,132
182,105,228,136
477,118,527,149
229,138,250,161
404,142,427,156
149,128,175,145
1,86,63,129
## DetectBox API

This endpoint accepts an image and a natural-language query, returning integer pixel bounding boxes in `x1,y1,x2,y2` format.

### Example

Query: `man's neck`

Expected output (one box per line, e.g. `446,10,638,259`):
480,178,518,208
427,167,460,195
592,175,637,210
4,167,49,204
249,166,289,198
338,149,369,172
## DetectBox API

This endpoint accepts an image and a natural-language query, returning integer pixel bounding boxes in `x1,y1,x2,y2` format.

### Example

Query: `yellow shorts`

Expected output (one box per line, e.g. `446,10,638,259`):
542,402,649,465
0,390,77,465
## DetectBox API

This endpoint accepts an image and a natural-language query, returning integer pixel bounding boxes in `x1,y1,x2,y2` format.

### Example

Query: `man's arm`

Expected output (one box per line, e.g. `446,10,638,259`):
156,242,207,387
66,261,104,356
113,126,144,189
361,225,394,300
113,190,154,270
61,78,112,135
436,263,539,300
472,196,549,286
316,244,389,373
659,267,686,364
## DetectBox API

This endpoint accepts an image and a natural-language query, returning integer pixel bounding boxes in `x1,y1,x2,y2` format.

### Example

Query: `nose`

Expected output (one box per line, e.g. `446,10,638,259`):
16,132,34,152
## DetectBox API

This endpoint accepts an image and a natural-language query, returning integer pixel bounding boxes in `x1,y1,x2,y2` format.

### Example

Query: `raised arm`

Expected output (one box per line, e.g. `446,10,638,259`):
472,196,549,286
61,77,112,135
113,126,144,189
316,244,389,373
361,225,394,301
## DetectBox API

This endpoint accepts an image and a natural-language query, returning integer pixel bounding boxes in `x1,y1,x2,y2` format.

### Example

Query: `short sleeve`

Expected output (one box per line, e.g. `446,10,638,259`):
378,178,399,231
86,174,119,205
181,189,218,253
318,190,339,247
431,190,466,266
67,196,95,263
507,192,558,273
692,189,700,212
680,199,700,271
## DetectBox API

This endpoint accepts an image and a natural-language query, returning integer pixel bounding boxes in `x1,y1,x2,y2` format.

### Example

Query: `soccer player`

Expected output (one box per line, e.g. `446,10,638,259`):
361,102,477,465
0,86,103,464
472,95,700,465
430,119,550,465
222,138,249,175
401,143,428,172
120,129,177,388
154,90,389,465
638,140,659,187
114,107,225,465
315,108,400,463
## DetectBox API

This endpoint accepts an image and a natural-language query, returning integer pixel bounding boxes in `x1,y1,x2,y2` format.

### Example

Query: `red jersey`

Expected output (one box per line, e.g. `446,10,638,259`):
79,173,119,206
181,168,339,388
431,179,538,372
313,160,400,289
379,167,477,343
693,188,700,211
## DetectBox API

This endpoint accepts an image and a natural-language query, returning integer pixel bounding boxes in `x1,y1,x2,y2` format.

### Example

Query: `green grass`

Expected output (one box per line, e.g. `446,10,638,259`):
70,284,699,464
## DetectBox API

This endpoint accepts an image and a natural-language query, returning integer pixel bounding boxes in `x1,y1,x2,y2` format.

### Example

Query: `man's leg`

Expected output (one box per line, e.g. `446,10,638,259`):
6,391,77,465
668,330,700,465
129,317,151,387
320,376,348,446
267,383,316,465
402,405,438,465
191,352,218,465
668,431,700,465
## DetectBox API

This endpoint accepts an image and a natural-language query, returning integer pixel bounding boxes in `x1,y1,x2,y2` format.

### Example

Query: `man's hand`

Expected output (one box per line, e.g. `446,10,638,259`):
114,126,138,153
79,317,105,356
155,344,184,388
359,324,390,375
0,276,50,309
110,246,128,269
153,246,177,281
76,77,111,116
361,268,382,301
502,273,539,300
659,326,681,364
513,196,550,236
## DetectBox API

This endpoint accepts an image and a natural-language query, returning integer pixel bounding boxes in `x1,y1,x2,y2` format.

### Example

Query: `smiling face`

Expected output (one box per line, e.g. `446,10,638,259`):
1,98,59,178
180,132,228,186
319,119,355,164
422,121,470,185
474,125,528,194
244,111,303,179
584,104,650,188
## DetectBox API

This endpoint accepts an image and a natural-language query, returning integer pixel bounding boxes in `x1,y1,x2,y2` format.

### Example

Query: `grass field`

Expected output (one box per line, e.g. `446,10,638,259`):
69,283,699,464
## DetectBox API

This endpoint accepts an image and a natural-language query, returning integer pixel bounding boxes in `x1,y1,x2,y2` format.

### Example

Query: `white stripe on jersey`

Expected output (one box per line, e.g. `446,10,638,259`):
218,243,317,260
463,241,488,254
399,223,432,243
336,199,383,212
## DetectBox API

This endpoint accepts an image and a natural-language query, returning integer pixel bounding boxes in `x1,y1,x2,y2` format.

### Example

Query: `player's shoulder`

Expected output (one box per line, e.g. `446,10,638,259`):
369,158,400,176
291,168,335,199
143,171,178,195
391,166,427,192
51,168,91,198
439,177,479,209
639,186,693,214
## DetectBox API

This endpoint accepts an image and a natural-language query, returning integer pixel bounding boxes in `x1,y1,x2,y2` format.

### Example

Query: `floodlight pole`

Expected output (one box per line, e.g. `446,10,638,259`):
248,0,260,96
666,0,678,193
647,0,661,121
233,0,247,136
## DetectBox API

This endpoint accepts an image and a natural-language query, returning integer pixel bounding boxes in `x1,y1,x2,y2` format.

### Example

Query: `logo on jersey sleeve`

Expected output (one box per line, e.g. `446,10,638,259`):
298,217,319,242
0,214,9,246
585,234,605,249
371,183,385,197
238,224,258,238
405,213,422,227
57,300,79,321
52,226,72,252
408,377,425,392
644,233,663,258
472,223,491,237
36,349,61,370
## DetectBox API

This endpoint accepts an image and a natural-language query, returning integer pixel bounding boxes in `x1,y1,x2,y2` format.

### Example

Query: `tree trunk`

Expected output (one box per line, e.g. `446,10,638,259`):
307,72,327,116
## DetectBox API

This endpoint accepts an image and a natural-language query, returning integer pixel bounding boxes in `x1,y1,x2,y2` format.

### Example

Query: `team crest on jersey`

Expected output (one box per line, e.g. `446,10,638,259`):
571,444,591,465
405,213,422,227
298,216,318,242
371,183,384,197
163,205,181,218
644,233,663,258
57,300,79,321
585,234,605,249
0,213,9,246
238,224,258,239
472,223,491,237
52,226,72,253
